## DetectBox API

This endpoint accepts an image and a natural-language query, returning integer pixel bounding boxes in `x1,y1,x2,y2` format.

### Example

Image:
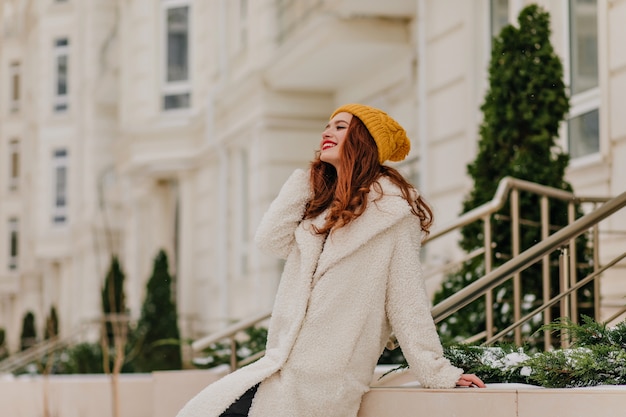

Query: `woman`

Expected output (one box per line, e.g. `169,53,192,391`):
177,104,484,417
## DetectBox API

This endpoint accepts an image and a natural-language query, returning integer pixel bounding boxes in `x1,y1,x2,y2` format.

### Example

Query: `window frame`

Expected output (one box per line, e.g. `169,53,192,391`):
53,37,70,113
52,148,69,224
8,217,18,271
9,61,20,113
8,139,19,191
161,0,192,111
563,0,600,162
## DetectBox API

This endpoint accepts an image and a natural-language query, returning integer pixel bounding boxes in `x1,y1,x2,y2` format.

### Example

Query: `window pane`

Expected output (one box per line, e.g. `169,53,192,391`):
54,149,67,158
166,6,189,83
11,62,20,101
52,149,68,223
10,62,20,111
9,218,18,270
12,72,20,101
55,166,67,207
10,230,18,257
490,0,509,39
569,0,598,95
11,149,19,179
57,54,68,95
568,109,599,158
163,93,190,110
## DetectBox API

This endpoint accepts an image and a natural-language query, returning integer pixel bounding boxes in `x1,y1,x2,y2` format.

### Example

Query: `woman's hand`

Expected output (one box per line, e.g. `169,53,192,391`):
456,373,486,388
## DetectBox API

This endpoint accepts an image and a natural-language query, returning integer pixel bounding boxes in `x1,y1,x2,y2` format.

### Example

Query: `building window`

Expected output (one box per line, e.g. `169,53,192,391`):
162,1,191,110
9,61,20,112
8,218,18,270
568,108,599,159
567,0,599,159
53,38,70,112
490,0,509,39
52,149,68,223
9,139,19,191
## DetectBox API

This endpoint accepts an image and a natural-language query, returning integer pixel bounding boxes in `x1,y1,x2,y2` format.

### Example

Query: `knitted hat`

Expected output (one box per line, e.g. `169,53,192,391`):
331,103,411,164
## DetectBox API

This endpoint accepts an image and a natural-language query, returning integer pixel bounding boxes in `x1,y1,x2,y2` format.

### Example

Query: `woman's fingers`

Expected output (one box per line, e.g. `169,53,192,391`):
456,373,486,388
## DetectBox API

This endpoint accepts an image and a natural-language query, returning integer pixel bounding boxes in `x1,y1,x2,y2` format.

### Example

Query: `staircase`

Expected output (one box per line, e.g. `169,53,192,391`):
0,321,97,374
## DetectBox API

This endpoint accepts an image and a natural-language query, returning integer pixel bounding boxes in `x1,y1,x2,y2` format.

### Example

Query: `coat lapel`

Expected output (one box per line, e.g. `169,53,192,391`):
294,213,329,284
295,178,417,284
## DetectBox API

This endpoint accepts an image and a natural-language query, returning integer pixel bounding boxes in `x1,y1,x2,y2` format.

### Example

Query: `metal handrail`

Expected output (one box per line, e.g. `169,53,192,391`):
431,190,626,324
192,311,271,352
482,250,626,345
191,311,271,370
427,176,608,242
0,321,96,374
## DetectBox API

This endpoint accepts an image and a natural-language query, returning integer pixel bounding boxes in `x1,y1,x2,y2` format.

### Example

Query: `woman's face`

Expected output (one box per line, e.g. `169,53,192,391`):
320,112,353,169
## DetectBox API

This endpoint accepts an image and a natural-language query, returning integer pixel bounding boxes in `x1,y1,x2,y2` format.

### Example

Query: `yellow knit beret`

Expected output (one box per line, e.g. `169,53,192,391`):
331,103,411,164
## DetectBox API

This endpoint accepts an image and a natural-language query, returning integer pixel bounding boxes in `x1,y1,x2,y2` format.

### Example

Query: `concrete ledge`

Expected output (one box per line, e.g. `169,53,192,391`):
0,367,229,417
359,385,626,417
2,368,625,417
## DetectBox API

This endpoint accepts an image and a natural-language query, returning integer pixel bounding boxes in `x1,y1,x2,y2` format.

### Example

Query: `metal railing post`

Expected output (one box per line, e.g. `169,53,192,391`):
230,337,238,371
593,222,601,319
484,215,494,340
540,195,551,350
568,202,578,323
511,189,522,345
559,246,571,348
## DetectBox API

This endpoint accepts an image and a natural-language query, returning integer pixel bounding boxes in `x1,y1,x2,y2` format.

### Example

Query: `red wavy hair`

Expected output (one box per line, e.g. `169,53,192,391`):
304,115,433,238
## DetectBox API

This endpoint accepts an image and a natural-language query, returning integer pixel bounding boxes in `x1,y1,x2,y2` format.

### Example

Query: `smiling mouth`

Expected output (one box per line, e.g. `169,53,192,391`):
322,141,336,150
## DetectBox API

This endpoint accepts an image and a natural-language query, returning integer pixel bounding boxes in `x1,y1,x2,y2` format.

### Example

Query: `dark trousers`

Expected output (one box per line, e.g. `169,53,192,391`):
219,385,259,417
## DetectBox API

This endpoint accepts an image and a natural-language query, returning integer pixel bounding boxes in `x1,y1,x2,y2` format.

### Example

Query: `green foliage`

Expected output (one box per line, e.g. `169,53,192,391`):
131,249,182,372
194,326,268,369
13,342,135,375
20,311,37,351
101,256,127,345
44,305,59,340
445,344,532,384
523,346,626,388
470,4,569,198
433,4,594,346
387,318,626,388
543,315,626,349
54,343,105,374
0,328,8,360
451,318,626,387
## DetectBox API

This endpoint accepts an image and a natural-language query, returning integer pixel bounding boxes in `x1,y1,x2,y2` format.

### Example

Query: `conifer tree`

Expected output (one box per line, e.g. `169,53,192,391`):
100,256,131,417
20,311,37,351
434,5,593,346
132,249,182,371
44,305,59,340
101,256,126,345
0,328,8,359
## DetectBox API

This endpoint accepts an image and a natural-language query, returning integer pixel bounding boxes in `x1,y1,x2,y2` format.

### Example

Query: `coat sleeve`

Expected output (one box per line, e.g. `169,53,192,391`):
254,169,312,259
385,217,463,388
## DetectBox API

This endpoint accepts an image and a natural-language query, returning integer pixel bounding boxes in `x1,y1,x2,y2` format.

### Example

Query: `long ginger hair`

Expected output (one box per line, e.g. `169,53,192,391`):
304,115,433,238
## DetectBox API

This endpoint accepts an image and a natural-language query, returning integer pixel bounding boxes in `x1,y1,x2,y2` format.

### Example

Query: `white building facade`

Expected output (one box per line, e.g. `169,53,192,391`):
0,0,624,353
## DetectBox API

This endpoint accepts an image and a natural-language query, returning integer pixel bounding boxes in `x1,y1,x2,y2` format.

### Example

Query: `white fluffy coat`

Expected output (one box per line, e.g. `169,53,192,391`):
176,169,462,417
